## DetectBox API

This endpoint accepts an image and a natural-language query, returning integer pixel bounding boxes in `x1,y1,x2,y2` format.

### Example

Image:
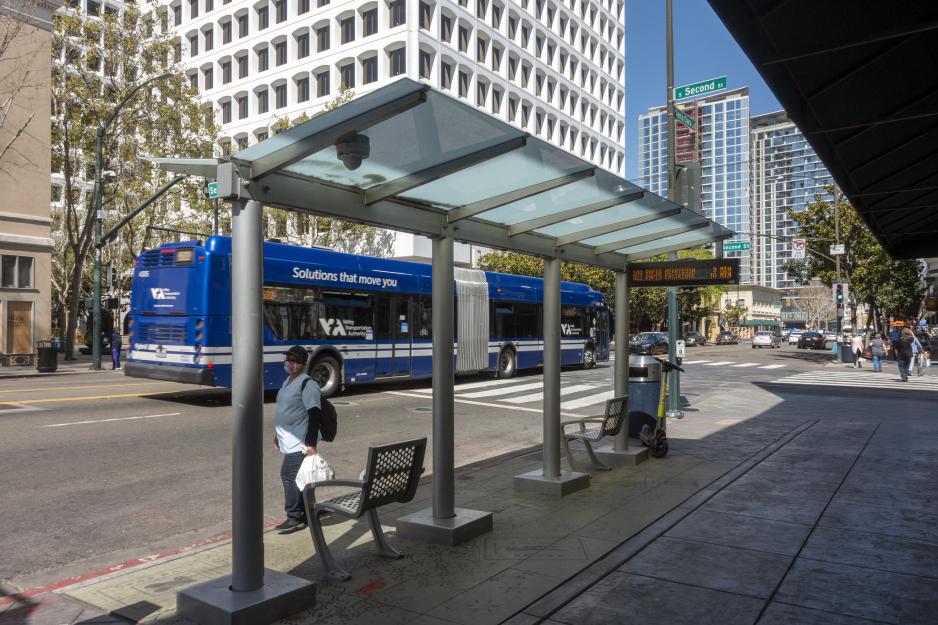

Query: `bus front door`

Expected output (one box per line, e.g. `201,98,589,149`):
595,309,610,361
374,295,412,378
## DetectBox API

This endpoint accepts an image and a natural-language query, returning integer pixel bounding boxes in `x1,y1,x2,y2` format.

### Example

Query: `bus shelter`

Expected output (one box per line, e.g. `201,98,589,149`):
155,78,733,624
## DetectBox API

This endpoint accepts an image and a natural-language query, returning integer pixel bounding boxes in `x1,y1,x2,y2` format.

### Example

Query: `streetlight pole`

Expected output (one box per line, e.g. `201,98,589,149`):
665,0,682,418
92,72,173,370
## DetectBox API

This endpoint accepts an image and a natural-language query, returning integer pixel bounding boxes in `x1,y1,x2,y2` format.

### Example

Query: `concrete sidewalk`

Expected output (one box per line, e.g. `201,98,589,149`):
3,383,936,625
0,353,111,380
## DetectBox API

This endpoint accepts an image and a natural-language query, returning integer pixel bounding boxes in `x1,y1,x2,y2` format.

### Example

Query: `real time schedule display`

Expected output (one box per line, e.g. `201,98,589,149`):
628,259,740,287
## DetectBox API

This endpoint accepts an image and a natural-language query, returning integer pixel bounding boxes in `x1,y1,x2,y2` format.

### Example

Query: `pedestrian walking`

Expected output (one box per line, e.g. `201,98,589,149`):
851,333,865,368
895,328,914,382
869,333,886,372
110,329,122,370
911,331,924,376
273,345,322,534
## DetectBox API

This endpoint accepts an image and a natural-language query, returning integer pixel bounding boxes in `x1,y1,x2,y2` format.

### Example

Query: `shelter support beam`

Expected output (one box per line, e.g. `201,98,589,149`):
553,208,681,246
177,199,315,625
507,191,645,237
514,257,590,495
397,234,493,544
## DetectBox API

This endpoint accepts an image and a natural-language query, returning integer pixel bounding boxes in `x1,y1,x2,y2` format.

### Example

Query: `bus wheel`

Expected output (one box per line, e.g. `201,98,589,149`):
582,345,596,369
497,348,517,379
310,355,340,397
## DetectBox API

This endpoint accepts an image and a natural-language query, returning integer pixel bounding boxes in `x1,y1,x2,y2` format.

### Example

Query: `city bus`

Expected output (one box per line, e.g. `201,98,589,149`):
125,236,610,396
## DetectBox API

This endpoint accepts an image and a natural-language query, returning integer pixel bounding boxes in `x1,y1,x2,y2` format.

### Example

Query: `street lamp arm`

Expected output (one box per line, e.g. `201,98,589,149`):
102,71,174,132
98,174,188,248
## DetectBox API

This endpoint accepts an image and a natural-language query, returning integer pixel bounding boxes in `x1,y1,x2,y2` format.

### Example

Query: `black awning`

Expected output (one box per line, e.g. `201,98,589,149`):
707,0,938,259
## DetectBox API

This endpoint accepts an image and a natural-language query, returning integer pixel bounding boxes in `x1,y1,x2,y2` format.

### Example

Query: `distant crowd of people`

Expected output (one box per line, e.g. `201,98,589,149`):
846,320,935,382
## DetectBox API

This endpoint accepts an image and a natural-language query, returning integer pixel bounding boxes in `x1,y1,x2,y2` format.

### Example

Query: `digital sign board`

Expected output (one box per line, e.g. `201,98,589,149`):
628,259,740,287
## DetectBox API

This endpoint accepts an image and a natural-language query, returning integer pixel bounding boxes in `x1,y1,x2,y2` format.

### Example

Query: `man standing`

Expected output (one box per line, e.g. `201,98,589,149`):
895,328,914,382
110,329,122,370
273,346,322,534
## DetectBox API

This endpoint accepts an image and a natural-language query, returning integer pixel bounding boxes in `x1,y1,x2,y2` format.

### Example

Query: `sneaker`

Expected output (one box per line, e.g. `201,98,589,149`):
275,517,307,534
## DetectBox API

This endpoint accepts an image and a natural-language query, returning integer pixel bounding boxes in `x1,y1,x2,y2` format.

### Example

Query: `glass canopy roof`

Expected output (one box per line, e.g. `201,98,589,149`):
229,79,733,270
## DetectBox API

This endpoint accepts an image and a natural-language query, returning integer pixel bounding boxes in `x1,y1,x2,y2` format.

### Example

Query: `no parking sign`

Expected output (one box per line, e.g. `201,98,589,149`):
791,238,806,259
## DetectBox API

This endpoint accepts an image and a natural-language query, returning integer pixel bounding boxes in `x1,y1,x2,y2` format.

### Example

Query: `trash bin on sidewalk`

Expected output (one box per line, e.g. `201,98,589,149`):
627,355,662,437
840,337,854,363
36,340,58,372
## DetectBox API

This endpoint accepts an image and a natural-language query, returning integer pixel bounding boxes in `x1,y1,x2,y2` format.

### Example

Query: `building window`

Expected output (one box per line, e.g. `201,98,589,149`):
389,0,405,27
440,14,452,41
492,86,502,113
340,17,354,43
274,0,286,22
237,54,248,77
221,100,231,123
297,76,309,102
1,255,32,289
362,56,377,83
222,20,232,43
476,36,487,62
477,0,486,18
316,25,329,51
203,67,213,89
297,32,309,58
206,0,214,12
238,13,248,36
204,28,213,51
237,94,248,118
257,46,268,71
317,70,330,97
173,4,182,26
257,5,268,30
340,63,354,88
477,81,486,106
275,41,286,65
441,61,452,88
257,88,269,113
236,136,248,151
458,70,469,97
317,0,328,5
274,83,286,108
188,34,198,56
363,8,377,36
419,2,431,29
298,0,309,13
389,47,405,76
419,49,431,78
491,3,501,28
189,0,198,18
188,72,198,89
458,26,468,52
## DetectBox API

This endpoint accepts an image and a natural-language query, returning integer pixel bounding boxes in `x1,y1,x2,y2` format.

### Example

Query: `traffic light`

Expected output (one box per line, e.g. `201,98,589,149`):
833,282,845,307
109,267,118,290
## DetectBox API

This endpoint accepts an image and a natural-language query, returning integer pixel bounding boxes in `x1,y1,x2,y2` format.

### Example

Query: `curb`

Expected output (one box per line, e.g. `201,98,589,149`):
0,369,104,381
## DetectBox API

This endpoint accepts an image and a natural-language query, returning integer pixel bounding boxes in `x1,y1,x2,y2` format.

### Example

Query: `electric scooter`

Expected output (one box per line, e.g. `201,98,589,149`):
638,356,685,458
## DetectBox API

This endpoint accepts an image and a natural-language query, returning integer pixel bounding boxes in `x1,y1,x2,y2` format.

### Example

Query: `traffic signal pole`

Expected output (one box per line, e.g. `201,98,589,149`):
665,0,682,418
834,191,842,339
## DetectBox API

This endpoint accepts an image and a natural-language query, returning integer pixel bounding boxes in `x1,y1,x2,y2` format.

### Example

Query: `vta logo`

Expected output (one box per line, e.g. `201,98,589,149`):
150,288,179,300
561,323,576,336
319,318,347,336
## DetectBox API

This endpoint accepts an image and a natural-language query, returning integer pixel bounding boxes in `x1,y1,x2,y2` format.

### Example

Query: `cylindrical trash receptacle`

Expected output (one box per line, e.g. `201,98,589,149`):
36,340,57,372
627,355,663,437
841,337,854,363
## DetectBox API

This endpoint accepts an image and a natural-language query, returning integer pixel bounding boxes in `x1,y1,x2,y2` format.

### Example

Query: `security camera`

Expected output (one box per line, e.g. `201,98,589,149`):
335,132,370,171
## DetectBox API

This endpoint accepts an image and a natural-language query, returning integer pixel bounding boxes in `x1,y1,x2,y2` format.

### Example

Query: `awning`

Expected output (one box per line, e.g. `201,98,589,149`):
743,319,780,327
200,79,733,270
707,2,938,259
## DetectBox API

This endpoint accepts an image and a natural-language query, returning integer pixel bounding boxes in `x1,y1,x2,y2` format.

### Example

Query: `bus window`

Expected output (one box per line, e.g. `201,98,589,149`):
414,296,432,339
263,286,324,340
321,291,372,338
515,303,538,338
561,305,589,337
493,302,514,339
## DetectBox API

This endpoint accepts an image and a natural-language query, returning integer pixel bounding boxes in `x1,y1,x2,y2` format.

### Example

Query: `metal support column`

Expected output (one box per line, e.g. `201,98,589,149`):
665,0,682,419
542,257,562,478
432,234,456,520
91,127,104,370
613,270,630,451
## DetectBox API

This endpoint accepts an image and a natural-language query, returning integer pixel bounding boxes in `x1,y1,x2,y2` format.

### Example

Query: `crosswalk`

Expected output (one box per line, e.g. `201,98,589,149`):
682,360,787,370
770,369,938,391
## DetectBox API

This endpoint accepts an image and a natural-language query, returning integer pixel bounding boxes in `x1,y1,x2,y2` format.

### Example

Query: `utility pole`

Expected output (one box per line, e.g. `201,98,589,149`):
665,0,682,419
834,189,842,342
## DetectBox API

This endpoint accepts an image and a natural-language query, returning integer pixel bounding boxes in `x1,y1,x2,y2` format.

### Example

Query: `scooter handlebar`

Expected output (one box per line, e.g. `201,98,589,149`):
652,356,685,373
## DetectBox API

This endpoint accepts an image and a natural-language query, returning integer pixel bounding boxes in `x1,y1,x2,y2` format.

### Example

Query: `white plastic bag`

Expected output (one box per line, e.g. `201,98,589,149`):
295,453,335,490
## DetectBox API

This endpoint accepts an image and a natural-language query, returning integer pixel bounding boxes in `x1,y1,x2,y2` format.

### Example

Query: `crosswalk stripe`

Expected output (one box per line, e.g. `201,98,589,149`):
562,389,615,410
682,360,710,364
731,362,759,367
759,364,787,369
503,383,600,404
459,381,544,398
703,361,734,366
451,377,531,391
771,372,938,390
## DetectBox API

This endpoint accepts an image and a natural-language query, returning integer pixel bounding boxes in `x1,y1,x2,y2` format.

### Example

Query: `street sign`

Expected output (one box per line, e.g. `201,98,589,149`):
628,258,740,287
722,241,751,252
674,76,727,100
791,238,806,259
207,182,219,199
830,244,845,255
674,107,695,129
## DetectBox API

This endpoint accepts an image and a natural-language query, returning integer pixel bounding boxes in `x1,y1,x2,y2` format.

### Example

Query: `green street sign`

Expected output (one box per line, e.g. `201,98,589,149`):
722,241,751,252
675,76,727,100
207,182,219,199
675,107,695,129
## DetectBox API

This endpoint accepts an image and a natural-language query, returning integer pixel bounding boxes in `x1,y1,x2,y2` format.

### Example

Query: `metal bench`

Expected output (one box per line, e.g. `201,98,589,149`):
302,437,427,581
560,395,628,473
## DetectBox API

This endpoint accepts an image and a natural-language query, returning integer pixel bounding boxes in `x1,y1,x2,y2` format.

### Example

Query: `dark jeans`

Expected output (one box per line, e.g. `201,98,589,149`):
280,451,306,520
897,358,910,378
112,347,121,369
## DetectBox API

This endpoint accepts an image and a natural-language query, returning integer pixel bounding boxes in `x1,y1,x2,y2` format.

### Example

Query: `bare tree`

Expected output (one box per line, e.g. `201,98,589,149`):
0,0,43,177
795,285,836,328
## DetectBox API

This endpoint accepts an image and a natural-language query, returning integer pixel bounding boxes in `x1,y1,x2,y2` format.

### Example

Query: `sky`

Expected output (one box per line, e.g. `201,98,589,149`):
624,0,781,181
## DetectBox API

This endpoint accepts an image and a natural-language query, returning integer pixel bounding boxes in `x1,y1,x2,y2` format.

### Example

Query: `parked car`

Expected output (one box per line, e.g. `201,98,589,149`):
715,331,739,345
787,329,804,345
682,331,706,347
629,332,670,356
797,331,827,349
752,331,781,349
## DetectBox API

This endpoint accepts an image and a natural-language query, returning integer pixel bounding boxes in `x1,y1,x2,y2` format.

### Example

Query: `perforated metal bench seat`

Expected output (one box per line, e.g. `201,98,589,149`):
560,396,628,473
302,437,427,581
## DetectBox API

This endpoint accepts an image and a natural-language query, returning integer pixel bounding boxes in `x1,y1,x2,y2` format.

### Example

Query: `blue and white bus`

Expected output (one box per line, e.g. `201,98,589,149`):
125,236,610,396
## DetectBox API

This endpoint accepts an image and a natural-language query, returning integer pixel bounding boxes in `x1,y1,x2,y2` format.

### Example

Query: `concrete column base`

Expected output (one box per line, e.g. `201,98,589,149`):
397,507,493,546
590,441,649,466
177,569,315,625
513,469,590,496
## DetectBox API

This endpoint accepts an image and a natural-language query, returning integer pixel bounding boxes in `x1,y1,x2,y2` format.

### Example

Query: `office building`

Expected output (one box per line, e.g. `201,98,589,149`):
638,87,751,282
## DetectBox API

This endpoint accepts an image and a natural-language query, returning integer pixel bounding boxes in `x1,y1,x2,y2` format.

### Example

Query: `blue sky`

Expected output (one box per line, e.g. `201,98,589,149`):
624,0,781,181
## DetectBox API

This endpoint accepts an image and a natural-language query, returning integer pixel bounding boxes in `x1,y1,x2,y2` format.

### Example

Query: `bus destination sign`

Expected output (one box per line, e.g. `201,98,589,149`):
628,259,740,287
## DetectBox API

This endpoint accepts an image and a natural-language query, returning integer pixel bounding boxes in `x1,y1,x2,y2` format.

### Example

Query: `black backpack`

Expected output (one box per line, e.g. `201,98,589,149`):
301,377,337,442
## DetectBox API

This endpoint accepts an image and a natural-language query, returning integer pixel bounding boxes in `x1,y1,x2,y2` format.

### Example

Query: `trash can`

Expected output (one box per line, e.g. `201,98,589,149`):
840,337,854,363
36,340,58,372
627,355,663,437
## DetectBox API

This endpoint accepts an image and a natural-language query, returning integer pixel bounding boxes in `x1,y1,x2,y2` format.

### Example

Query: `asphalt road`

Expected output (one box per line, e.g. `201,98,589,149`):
0,342,859,587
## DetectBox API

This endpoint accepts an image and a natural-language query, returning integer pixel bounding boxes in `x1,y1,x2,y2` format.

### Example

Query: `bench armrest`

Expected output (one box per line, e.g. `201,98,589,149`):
310,479,365,493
